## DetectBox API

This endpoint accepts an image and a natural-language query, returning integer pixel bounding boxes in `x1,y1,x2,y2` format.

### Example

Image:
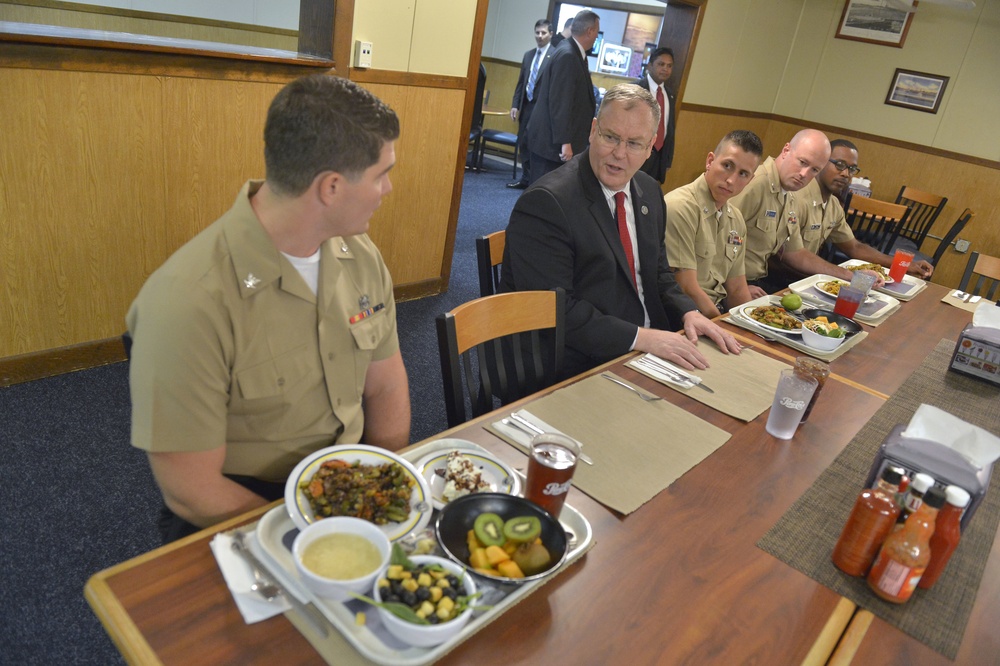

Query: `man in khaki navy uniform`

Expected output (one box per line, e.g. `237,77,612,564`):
799,138,934,278
665,130,763,318
127,75,411,542
729,128,876,297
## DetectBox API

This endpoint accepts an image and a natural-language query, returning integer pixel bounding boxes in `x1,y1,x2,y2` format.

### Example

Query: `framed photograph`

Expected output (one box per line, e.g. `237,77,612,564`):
597,43,631,76
885,69,949,113
835,0,915,48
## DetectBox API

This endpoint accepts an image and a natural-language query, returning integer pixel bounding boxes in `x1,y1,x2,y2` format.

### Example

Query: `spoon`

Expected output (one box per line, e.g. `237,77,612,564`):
499,417,594,465
232,533,281,601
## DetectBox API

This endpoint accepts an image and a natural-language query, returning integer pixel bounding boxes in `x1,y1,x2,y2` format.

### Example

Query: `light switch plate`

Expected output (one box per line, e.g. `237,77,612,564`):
354,41,372,68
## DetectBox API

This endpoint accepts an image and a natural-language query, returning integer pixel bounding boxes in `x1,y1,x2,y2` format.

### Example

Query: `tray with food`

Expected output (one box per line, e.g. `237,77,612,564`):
725,296,867,360
840,259,927,301
788,274,900,324
251,439,593,666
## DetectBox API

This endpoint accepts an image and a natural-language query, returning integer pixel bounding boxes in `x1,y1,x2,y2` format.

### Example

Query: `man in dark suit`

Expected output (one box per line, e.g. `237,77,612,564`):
507,19,554,189
549,17,572,49
636,47,676,184
525,10,600,185
501,84,741,378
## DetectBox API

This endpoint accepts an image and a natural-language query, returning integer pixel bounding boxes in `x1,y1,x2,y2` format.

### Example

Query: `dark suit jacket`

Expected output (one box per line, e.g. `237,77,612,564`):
511,45,553,112
525,38,596,163
635,77,676,183
500,150,697,377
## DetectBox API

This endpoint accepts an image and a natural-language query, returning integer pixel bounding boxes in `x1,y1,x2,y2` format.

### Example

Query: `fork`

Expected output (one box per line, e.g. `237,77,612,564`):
601,373,663,402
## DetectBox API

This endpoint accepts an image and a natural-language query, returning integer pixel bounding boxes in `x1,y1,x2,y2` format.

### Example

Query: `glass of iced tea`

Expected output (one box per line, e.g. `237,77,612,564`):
524,433,580,518
794,356,830,422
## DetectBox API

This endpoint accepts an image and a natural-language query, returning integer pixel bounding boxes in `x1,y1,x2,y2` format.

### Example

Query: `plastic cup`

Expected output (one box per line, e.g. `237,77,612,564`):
888,249,914,282
765,368,818,439
524,433,579,518
850,271,876,295
794,357,830,423
834,285,864,318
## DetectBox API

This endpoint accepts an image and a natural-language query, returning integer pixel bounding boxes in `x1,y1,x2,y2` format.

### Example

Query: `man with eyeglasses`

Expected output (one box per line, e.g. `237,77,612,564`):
664,130,764,317
798,139,934,278
729,129,879,296
501,84,741,379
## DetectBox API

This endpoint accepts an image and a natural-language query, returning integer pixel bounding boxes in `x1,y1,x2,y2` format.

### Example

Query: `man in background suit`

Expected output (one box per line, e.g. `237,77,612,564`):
502,84,741,378
636,47,676,184
507,19,554,189
525,10,601,185
550,17,573,49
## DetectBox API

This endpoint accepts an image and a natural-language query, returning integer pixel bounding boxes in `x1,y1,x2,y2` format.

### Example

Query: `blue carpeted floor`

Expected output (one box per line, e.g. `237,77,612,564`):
0,157,520,664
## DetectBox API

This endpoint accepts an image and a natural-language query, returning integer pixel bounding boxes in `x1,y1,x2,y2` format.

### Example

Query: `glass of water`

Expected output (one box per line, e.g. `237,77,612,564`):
765,368,818,439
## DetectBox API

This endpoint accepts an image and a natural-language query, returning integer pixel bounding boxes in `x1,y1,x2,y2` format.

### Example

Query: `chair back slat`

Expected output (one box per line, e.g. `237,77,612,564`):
475,231,506,297
930,208,974,268
895,185,948,250
436,289,566,428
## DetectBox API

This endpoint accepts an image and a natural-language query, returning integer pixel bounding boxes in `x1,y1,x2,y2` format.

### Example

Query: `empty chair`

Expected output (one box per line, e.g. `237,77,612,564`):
475,230,506,297
928,208,974,268
894,186,948,252
844,196,911,254
477,127,519,178
958,251,1000,301
436,289,564,428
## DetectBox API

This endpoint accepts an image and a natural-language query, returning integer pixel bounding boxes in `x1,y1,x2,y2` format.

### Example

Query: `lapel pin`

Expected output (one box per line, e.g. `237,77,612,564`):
243,273,261,289
641,205,648,215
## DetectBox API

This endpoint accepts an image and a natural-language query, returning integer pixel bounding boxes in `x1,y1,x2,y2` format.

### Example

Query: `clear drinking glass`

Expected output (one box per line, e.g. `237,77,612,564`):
765,368,818,439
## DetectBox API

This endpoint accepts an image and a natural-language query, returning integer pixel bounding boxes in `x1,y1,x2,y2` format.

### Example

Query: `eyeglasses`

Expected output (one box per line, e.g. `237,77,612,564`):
829,159,861,176
595,121,650,155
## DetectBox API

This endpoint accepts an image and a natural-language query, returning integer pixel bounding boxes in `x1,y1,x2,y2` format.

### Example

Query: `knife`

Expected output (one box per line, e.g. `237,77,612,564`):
637,355,716,394
231,531,330,637
506,412,594,465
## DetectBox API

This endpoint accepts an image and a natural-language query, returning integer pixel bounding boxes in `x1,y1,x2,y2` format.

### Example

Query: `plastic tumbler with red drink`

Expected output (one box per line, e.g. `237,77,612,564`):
834,285,864,318
888,249,914,282
524,433,580,518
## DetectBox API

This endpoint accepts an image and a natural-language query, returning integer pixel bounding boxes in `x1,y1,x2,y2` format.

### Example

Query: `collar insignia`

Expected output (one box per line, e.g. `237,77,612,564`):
244,273,261,289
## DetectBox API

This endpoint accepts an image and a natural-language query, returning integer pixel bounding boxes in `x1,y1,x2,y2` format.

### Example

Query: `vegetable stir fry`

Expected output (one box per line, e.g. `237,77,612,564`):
301,459,414,524
749,305,802,331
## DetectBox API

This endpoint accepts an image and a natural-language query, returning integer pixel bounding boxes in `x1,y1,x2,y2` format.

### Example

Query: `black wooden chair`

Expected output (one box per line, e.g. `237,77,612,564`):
844,196,911,254
477,128,519,178
467,64,486,171
436,288,564,428
894,185,948,252
959,251,1000,301
475,230,505,297
928,208,974,268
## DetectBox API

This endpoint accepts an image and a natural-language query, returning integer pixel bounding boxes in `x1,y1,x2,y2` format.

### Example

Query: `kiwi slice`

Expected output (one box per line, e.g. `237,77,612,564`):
503,515,541,543
473,512,505,547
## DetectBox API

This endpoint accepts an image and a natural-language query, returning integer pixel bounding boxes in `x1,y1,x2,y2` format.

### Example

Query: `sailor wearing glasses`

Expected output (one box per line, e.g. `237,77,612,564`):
799,139,934,279
501,83,741,379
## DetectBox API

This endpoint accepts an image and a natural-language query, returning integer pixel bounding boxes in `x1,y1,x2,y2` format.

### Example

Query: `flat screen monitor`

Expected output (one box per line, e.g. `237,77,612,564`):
590,31,604,57
597,42,631,76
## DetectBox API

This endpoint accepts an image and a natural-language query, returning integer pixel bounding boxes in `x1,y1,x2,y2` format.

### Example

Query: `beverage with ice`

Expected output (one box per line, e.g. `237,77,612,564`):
765,368,818,439
888,249,914,282
525,433,579,518
833,285,864,319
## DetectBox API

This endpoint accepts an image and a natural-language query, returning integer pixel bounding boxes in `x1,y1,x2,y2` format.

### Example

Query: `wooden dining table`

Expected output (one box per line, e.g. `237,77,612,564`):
85,282,988,665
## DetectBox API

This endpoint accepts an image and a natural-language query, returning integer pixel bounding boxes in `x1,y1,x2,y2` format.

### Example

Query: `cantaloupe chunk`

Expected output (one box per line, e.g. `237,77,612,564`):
497,559,525,578
469,547,490,571
485,544,510,566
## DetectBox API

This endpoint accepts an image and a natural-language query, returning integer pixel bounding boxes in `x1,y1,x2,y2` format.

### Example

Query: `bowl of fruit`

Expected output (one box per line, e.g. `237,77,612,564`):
368,554,479,647
435,493,569,586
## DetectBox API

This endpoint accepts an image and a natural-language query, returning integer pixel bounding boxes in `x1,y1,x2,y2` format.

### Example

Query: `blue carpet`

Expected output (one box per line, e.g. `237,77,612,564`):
0,157,521,664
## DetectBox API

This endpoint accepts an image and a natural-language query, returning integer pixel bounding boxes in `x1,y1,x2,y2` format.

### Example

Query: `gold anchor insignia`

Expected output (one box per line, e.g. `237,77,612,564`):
244,273,261,289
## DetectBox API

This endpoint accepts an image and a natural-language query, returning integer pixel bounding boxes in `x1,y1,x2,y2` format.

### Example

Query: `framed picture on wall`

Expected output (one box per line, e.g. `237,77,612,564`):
885,69,949,113
835,0,915,48
597,43,632,75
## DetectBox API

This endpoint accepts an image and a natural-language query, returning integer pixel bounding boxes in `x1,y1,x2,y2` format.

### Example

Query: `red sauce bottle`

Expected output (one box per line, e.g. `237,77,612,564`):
867,486,946,603
831,466,904,576
918,485,971,589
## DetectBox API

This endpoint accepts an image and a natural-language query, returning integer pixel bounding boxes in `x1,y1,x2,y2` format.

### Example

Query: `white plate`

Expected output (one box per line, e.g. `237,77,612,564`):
284,444,432,541
736,304,803,335
414,439,520,510
812,279,878,304
841,260,894,284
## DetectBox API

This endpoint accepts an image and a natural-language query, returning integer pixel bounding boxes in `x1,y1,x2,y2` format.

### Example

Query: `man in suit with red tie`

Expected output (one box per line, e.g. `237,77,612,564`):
525,10,601,185
636,47,676,184
501,84,741,378
507,19,554,189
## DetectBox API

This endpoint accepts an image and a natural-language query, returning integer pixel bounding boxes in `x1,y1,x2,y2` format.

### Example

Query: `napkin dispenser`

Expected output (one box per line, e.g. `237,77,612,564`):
949,323,1000,386
864,425,992,530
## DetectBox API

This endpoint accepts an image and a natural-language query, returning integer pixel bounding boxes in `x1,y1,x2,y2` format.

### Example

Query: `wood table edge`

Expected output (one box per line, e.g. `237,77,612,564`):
827,608,874,665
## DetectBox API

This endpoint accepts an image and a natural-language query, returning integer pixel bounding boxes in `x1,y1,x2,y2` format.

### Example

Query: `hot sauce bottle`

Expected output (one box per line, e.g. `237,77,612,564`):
895,472,934,526
918,485,971,590
867,486,947,603
831,466,904,576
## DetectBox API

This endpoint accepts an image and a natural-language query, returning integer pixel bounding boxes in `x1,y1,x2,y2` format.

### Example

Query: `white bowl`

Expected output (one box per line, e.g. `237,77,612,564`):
292,517,391,601
801,325,846,352
373,555,477,647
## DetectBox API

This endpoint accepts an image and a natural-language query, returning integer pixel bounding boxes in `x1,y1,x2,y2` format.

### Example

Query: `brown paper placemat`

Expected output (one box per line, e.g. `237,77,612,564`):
941,291,985,313
290,539,596,665
628,347,789,422
757,339,1000,659
489,373,731,515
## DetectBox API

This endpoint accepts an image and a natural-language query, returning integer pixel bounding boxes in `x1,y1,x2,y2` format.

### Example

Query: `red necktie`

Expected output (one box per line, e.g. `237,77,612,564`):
615,191,637,288
654,87,665,151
